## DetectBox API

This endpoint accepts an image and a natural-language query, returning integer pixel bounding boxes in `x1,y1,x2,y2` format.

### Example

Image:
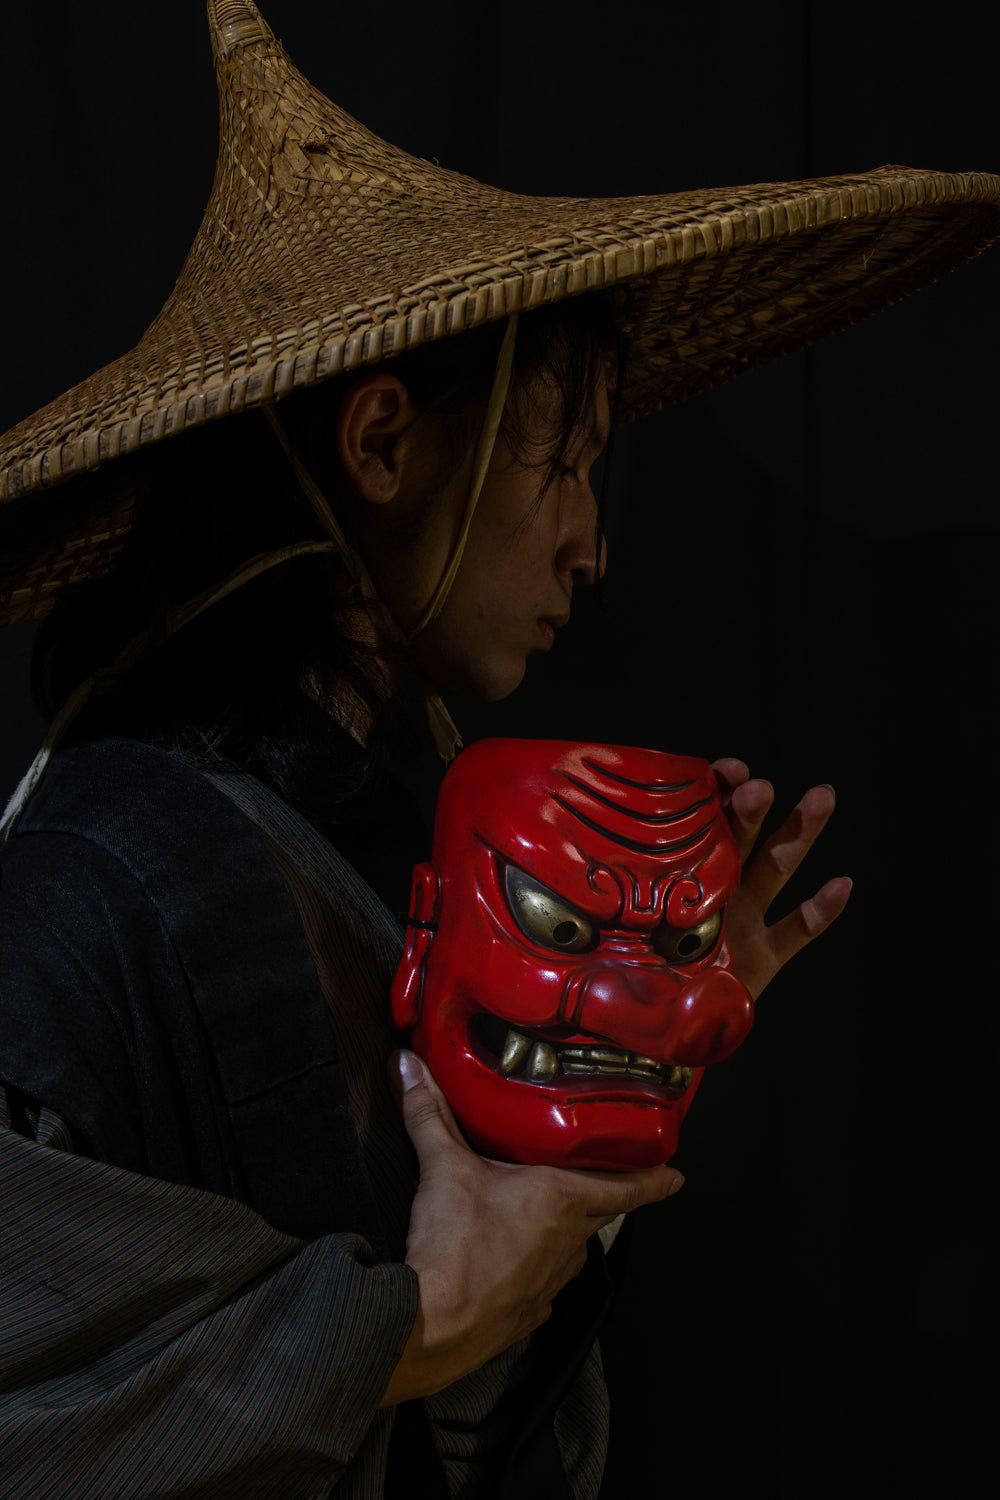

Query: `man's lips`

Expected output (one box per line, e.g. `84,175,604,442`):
472,1013,695,1099
537,613,569,649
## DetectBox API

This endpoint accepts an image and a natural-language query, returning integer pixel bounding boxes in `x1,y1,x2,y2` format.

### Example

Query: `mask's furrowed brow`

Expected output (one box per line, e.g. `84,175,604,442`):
559,771,713,825
581,758,698,793
550,794,717,857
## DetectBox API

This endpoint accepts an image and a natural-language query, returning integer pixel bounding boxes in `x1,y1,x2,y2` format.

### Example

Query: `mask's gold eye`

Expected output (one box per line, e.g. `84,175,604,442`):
505,866,596,953
652,909,723,965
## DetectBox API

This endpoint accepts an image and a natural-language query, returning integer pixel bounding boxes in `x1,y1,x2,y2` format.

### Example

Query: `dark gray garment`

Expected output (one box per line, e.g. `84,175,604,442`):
0,737,609,1497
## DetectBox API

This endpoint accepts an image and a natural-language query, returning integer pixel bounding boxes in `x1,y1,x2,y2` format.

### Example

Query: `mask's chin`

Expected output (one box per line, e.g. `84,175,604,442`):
412,1004,704,1170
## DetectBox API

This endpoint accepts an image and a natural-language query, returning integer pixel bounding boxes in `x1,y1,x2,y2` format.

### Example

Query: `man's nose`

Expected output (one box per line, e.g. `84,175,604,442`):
559,484,606,586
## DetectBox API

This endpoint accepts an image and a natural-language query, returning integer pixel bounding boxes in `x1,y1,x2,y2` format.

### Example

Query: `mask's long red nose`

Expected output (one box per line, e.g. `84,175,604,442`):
562,962,754,1065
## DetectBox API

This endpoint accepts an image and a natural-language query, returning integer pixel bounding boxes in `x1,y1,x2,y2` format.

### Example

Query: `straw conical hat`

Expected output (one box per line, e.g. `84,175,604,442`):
1,0,997,627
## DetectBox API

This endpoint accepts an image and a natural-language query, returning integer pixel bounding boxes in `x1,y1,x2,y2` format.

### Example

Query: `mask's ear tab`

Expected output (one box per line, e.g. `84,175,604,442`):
391,862,441,1030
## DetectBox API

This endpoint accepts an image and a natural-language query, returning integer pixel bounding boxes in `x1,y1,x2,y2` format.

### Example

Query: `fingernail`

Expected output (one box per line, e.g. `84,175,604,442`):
397,1050,425,1092
667,1173,685,1196
819,783,835,794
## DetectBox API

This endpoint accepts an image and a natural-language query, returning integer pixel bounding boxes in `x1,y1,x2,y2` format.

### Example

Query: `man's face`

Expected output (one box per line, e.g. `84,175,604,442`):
392,740,754,1169
372,370,610,702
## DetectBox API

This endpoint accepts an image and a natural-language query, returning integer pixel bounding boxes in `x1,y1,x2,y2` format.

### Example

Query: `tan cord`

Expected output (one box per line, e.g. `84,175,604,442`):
261,405,385,613
0,540,337,843
406,313,519,639
260,400,463,761
260,316,523,760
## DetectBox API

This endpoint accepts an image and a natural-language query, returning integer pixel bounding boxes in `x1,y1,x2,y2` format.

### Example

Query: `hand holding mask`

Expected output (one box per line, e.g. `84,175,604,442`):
391,739,754,1170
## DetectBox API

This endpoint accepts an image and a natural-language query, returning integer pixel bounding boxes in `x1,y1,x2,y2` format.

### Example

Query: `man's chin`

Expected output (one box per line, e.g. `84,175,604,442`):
412,627,527,702
467,654,528,703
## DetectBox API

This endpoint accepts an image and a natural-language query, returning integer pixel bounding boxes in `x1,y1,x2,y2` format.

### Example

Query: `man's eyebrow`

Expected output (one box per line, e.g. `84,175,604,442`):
577,419,610,456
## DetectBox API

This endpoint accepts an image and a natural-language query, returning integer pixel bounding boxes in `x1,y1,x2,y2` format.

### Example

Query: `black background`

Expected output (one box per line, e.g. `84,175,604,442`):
1,3,997,1493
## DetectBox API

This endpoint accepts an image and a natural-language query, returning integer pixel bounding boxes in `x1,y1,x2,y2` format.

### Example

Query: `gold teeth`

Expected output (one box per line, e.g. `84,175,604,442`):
527,1042,560,1081
500,1031,533,1076
495,1027,694,1091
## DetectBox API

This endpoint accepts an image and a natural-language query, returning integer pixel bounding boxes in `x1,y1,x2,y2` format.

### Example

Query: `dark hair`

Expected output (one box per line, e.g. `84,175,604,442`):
32,292,627,824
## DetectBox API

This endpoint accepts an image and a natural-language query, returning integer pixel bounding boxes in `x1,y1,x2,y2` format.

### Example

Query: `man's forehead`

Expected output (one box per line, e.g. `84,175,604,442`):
509,368,608,449
575,374,611,453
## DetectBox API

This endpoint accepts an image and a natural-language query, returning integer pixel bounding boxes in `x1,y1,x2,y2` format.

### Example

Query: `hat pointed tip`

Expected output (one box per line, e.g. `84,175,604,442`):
207,0,276,59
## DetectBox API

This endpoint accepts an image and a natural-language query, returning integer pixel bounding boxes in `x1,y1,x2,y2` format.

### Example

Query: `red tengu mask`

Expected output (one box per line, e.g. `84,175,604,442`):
391,739,754,1170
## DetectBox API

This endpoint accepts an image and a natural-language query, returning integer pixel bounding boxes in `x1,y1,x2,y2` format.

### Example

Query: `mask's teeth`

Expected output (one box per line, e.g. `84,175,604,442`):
561,1044,632,1076
489,1026,690,1091
498,1029,533,1078
527,1041,561,1081
584,1047,629,1069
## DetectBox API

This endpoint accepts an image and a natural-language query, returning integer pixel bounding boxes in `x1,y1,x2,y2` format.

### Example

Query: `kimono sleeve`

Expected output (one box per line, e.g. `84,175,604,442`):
0,1094,418,1498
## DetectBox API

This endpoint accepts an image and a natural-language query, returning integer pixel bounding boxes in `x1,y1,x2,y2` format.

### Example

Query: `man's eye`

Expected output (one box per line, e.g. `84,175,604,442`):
651,910,723,965
505,866,596,953
559,455,589,482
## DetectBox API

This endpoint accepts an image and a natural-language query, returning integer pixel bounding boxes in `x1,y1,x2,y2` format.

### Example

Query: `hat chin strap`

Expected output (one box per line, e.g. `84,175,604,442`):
260,407,465,759
404,313,519,638
263,311,520,752
0,539,339,843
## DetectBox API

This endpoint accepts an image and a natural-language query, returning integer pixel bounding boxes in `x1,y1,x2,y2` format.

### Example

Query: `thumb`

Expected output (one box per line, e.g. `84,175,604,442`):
389,1050,468,1156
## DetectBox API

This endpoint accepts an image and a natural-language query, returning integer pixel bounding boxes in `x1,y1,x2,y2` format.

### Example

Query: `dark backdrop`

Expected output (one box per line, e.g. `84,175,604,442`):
2,3,997,1494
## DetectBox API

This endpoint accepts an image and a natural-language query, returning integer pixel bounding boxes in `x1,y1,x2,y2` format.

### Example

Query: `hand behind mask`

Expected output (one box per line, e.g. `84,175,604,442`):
391,739,754,1170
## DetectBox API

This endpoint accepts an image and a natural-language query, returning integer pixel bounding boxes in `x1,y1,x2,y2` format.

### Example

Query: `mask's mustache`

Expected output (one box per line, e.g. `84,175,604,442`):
558,960,753,1065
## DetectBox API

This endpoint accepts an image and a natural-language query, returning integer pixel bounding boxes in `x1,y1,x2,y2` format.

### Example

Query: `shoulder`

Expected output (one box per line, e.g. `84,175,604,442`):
1,737,311,991
1,736,295,1007
0,739,317,1172
9,736,272,886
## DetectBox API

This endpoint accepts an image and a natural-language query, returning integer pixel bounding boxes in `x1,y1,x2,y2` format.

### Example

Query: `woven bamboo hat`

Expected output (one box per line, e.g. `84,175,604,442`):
1,0,998,628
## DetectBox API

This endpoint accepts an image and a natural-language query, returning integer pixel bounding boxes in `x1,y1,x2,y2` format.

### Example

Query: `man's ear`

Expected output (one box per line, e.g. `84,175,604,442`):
390,862,441,1029
336,373,419,506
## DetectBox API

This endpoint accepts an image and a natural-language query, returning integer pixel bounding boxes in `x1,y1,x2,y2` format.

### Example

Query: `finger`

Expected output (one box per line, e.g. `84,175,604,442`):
577,1163,686,1217
485,1157,685,1216
760,874,853,969
389,1050,468,1154
724,778,775,864
711,760,779,864
740,784,836,909
710,758,749,803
